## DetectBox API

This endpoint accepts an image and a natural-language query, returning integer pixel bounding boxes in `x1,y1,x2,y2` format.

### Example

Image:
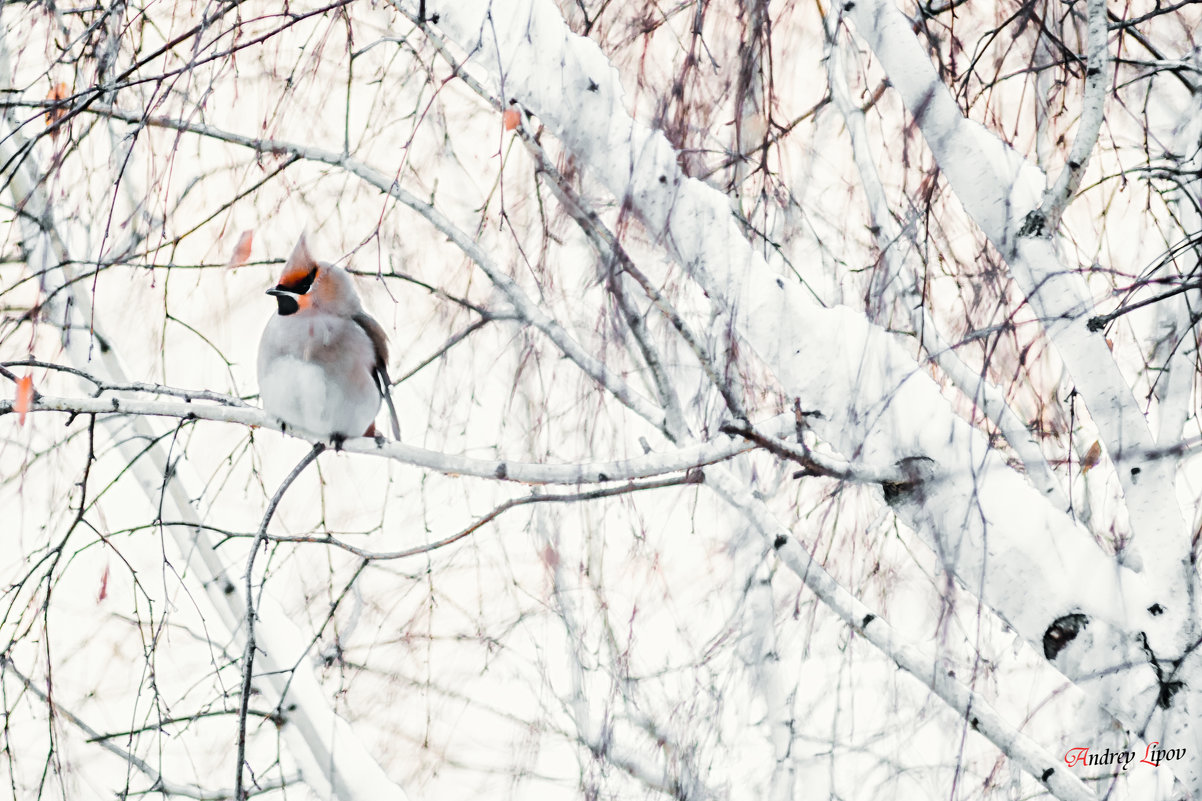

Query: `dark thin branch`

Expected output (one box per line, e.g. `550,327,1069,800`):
721,419,906,484
235,442,325,801
220,472,703,562
1087,280,1202,332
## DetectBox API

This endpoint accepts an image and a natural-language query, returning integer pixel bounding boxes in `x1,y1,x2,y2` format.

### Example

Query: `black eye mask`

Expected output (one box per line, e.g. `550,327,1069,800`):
267,267,318,316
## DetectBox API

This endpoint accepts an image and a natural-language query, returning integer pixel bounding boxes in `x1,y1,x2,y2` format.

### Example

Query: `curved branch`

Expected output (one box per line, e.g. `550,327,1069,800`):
218,473,699,560
236,443,326,801
841,0,1188,581
824,28,1066,506
704,468,1099,801
405,2,1184,795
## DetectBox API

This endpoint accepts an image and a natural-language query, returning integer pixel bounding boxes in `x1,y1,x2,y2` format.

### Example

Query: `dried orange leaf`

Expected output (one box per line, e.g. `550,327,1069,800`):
97,564,110,603
226,229,254,268
45,82,69,128
1081,440,1102,473
502,108,520,131
14,374,34,425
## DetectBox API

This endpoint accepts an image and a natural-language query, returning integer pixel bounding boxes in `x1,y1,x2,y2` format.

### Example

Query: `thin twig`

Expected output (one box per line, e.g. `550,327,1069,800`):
1,656,292,799
235,442,325,801
720,420,905,484
1087,280,1202,331
219,472,703,561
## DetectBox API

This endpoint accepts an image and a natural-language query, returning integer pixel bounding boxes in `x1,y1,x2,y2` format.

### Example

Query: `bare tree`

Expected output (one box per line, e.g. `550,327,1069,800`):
1,0,1200,799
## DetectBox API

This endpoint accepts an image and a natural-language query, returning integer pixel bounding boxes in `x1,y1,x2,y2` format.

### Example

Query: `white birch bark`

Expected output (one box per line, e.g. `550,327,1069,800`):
824,26,1066,508
1155,84,1202,447
843,0,1191,591
9,393,778,483
410,1,1202,796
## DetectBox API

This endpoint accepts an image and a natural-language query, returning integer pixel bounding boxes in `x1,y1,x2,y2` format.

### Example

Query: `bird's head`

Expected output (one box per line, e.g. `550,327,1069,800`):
267,235,361,317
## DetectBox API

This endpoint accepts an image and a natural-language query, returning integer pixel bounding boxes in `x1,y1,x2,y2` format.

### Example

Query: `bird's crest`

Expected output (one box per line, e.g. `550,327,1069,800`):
277,235,320,293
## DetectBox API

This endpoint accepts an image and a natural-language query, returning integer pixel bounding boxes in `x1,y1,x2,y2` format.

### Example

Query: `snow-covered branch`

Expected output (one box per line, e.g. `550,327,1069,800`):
404,7,756,432
65,99,670,435
823,27,1065,506
705,468,1100,801
412,0,1149,635
8,3,1202,798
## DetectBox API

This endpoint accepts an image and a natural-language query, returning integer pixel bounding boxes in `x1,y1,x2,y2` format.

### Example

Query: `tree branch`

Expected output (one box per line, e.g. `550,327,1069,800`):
1038,0,1109,232
236,443,325,801
3,393,776,484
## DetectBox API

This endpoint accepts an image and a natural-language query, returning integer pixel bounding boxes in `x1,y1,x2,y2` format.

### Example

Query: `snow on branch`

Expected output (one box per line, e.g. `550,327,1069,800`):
399,9,751,433
63,100,671,436
706,468,1100,801
823,29,1066,507
1038,0,1109,232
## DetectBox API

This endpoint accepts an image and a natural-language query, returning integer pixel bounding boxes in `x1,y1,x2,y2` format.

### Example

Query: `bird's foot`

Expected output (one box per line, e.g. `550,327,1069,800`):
330,433,346,452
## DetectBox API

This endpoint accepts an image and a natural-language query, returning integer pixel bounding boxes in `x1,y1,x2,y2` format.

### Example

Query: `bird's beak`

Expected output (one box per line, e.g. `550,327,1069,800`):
267,287,302,316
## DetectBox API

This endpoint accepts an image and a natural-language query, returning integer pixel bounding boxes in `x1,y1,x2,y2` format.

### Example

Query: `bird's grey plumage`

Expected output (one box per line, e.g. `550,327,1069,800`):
353,311,402,439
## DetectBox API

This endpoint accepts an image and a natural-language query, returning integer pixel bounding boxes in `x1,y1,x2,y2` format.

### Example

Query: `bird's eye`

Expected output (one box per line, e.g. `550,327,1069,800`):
293,267,318,294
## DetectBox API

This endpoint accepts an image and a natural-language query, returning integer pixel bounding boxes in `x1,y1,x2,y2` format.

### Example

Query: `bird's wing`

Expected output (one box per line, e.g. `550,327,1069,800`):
353,311,401,440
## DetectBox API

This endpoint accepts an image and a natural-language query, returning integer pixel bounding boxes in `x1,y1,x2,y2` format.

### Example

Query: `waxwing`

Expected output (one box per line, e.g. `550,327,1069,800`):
257,236,401,441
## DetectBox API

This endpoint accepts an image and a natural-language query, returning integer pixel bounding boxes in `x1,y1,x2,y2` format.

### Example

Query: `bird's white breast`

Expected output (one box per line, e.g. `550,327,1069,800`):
257,313,381,438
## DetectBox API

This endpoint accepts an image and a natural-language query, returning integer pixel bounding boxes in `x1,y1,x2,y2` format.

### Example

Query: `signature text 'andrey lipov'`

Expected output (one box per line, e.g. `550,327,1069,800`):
1064,742,1186,772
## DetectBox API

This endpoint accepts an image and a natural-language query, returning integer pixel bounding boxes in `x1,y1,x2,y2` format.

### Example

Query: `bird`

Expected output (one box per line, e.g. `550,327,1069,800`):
257,235,401,442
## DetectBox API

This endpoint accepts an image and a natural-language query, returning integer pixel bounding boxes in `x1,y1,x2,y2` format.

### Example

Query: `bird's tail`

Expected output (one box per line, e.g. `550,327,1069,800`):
378,365,401,440
383,384,401,440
